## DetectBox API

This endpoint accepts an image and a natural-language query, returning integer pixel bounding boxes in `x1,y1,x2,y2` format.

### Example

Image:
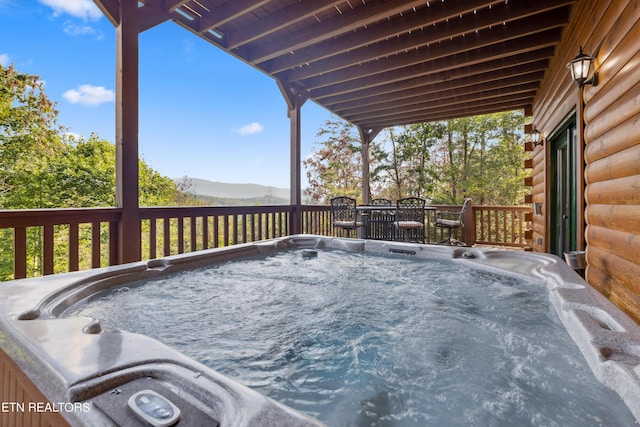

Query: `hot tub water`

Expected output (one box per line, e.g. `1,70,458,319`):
66,249,636,426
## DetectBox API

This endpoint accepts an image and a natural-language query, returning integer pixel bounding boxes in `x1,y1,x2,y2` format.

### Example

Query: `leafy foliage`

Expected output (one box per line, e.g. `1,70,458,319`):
0,64,200,279
306,111,528,205
0,64,190,209
303,117,362,203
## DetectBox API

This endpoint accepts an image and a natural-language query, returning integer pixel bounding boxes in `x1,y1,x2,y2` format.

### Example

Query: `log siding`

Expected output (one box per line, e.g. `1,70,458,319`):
530,0,640,322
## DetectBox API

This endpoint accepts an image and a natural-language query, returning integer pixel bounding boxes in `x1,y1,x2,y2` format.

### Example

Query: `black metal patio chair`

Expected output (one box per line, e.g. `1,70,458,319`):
330,196,363,238
394,197,426,243
435,198,472,245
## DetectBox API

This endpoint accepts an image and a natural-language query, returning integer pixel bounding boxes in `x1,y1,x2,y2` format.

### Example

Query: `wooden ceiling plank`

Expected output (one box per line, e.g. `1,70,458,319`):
311,49,554,104
320,57,550,106
226,0,343,49
172,14,226,49
334,74,543,116
138,1,172,32
262,0,507,73
166,0,190,12
291,13,566,90
357,100,530,128
366,104,531,127
343,88,538,123
267,0,572,76
302,28,561,96
244,0,428,64
198,0,271,32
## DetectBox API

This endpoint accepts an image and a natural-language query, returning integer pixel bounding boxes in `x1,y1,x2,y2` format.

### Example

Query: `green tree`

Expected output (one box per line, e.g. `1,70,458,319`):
1,64,64,208
304,117,362,203
369,112,526,205
0,64,202,280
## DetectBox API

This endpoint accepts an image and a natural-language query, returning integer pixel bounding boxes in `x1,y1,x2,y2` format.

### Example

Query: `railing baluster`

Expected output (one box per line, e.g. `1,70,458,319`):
518,211,524,245
13,227,27,279
213,215,219,248
265,213,270,239
92,221,101,268
149,218,157,259
69,223,79,272
163,218,171,256
43,225,54,275
202,216,209,250
177,217,184,253
222,215,229,247
250,214,256,242
232,215,238,245
109,220,119,266
190,216,197,252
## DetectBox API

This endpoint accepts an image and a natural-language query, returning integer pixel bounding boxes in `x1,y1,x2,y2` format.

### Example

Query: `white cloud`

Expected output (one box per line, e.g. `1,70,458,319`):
39,0,102,21
233,122,264,135
0,53,9,66
63,84,114,106
63,21,101,38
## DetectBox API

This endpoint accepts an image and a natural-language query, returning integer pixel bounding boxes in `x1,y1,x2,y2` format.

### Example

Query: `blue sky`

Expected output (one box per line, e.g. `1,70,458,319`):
0,0,335,189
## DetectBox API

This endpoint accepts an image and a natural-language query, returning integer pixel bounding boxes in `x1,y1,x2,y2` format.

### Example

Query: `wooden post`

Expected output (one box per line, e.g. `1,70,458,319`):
462,199,475,246
115,0,141,263
361,138,370,205
358,127,382,205
278,81,307,236
289,101,302,234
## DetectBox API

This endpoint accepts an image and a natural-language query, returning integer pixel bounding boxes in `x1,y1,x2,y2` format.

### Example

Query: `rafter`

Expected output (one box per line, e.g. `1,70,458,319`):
243,0,428,64
226,0,343,49
273,3,570,80
359,99,532,129
198,0,271,33
320,58,550,106
333,72,545,116
109,0,577,128
289,20,564,91
343,86,539,124
263,0,570,75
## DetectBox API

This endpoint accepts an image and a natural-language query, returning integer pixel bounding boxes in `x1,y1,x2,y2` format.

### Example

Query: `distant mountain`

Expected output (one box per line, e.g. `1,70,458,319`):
176,177,290,204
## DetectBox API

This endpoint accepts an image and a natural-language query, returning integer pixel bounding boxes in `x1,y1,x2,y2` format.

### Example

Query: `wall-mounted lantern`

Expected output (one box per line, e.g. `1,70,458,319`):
530,128,543,147
533,202,543,215
567,46,598,87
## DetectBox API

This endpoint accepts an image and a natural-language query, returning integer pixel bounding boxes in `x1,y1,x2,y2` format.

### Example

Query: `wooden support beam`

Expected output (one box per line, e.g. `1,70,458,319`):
358,126,383,205
138,2,171,33
284,87,307,234
115,0,141,264
94,0,120,26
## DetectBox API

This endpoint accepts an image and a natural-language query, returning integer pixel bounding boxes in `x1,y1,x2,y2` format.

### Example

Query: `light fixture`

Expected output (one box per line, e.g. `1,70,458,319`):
534,202,542,215
530,128,543,147
567,46,598,87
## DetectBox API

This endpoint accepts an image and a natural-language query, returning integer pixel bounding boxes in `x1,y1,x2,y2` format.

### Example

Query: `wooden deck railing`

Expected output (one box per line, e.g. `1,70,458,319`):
473,205,532,248
0,204,530,280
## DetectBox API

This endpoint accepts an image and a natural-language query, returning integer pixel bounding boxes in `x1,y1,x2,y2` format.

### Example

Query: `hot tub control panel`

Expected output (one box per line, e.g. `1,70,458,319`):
89,377,220,426
128,389,180,427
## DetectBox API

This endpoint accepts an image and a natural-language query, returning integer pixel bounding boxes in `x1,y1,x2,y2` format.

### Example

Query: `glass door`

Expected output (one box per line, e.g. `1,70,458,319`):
549,118,577,257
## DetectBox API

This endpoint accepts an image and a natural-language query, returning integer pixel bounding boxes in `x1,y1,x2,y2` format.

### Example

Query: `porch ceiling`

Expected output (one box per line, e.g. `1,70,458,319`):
98,0,576,130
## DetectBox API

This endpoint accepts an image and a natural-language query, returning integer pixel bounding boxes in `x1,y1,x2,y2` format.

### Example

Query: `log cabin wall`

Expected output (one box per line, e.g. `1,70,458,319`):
530,0,640,323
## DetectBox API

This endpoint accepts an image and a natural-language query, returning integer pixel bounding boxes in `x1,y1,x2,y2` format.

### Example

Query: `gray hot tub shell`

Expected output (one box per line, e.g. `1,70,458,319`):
0,235,639,425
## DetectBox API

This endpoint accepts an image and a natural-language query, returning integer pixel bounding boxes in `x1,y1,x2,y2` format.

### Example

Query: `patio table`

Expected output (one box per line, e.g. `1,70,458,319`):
356,205,436,242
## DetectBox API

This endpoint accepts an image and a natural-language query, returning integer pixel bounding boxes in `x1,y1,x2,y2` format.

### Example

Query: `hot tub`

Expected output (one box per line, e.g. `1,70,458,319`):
0,235,639,426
